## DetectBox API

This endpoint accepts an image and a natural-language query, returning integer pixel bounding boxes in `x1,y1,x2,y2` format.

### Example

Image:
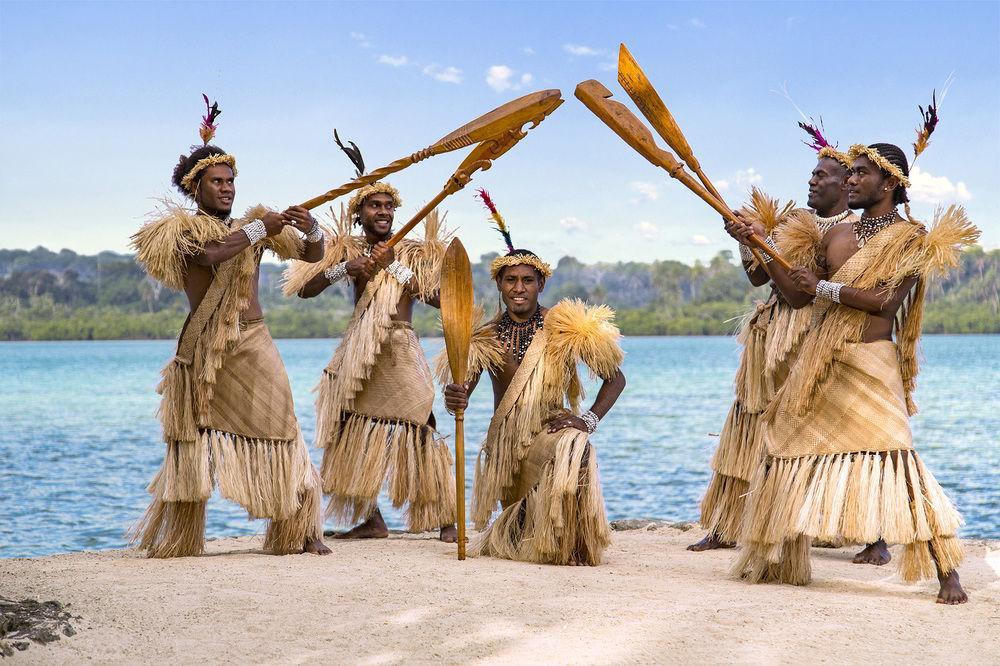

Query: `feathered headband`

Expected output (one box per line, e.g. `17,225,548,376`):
179,94,238,195
335,129,402,217
477,189,552,279
846,87,946,190
797,117,852,169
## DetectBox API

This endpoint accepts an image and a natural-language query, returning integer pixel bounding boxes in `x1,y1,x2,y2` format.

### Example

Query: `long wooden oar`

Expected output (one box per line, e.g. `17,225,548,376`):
384,101,562,248
298,89,564,210
617,43,767,266
440,238,474,560
575,80,792,270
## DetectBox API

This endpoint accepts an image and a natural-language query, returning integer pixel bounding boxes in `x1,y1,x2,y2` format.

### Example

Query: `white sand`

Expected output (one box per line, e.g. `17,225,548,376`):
2,524,998,664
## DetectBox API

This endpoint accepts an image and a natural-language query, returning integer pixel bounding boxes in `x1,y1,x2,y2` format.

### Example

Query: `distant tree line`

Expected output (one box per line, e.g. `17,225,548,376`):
1,245,997,341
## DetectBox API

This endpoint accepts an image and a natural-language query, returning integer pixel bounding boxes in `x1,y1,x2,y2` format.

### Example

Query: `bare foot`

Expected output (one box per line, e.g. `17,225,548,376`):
303,535,331,555
687,533,735,552
439,524,458,543
852,540,891,566
937,570,968,605
335,509,389,540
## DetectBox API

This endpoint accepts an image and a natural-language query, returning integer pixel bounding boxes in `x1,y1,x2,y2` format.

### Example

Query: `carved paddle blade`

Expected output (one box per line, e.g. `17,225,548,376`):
440,239,474,385
434,89,564,149
617,43,698,169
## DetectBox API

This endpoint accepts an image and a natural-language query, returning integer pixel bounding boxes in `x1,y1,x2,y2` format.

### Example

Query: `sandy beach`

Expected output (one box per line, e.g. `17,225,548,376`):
2,522,998,664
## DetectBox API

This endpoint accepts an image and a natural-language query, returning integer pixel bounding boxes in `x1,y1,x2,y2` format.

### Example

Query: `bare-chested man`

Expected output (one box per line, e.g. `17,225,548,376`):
443,247,626,565
131,122,330,557
691,146,859,553
285,182,457,542
732,142,973,604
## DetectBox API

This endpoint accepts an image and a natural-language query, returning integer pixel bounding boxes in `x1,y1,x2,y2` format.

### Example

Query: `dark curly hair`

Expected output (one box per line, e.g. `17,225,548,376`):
868,142,910,205
170,145,228,197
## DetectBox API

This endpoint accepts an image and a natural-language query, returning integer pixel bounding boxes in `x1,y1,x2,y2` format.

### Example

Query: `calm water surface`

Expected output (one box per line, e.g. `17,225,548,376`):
1,335,997,558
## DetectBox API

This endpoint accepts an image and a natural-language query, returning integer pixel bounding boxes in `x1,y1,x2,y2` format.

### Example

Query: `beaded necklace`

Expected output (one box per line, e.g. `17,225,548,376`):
815,209,852,233
497,306,544,363
853,211,898,247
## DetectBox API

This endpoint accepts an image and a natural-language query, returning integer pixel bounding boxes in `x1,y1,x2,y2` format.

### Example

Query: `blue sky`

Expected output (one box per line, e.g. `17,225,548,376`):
1,1,997,264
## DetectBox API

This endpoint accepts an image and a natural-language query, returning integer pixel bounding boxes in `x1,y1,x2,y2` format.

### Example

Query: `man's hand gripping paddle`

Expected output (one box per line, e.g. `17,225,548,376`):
440,238,474,560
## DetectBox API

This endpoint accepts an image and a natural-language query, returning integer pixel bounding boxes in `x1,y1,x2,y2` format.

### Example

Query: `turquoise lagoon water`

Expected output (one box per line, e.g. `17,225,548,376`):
1,335,997,558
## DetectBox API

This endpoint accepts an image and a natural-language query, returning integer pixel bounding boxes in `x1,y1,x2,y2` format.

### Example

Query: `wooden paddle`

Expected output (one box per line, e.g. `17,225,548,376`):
298,89,564,211
575,79,792,271
440,238,474,560
384,99,562,248
618,43,767,266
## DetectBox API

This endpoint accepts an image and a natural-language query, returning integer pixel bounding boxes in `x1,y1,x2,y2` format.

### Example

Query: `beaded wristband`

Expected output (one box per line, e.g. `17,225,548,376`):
385,260,414,285
739,244,755,263
816,279,844,303
759,236,780,264
242,220,267,245
323,262,348,284
580,410,600,434
304,220,324,243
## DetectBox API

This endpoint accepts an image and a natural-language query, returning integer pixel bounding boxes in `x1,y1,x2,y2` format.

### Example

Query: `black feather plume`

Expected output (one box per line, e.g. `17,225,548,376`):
334,129,365,177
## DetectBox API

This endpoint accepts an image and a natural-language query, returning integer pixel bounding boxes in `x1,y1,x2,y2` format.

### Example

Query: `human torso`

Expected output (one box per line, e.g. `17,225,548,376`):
351,277,415,322
488,306,548,409
183,257,263,320
821,221,896,342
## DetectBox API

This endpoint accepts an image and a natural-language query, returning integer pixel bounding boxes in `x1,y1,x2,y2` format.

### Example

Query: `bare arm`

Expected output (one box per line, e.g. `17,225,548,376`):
547,368,626,434
296,255,374,299
191,211,285,267
728,213,811,307
282,206,323,263
790,270,918,316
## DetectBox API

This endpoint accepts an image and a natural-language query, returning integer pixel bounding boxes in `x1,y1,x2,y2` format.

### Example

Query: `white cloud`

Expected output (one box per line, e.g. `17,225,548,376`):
691,234,711,245
423,64,462,84
522,46,535,55
486,65,514,91
486,65,532,92
689,17,706,28
666,23,680,31
560,216,588,232
350,32,371,48
563,43,600,56
715,179,731,192
629,181,661,201
634,221,660,240
735,168,763,187
908,166,973,203
598,62,616,72
378,54,408,67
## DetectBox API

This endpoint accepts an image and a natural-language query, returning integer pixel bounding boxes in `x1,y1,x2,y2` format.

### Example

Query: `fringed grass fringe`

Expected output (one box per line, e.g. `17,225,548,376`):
731,535,811,585
130,499,208,559
132,428,320,558
471,365,547,530
734,305,771,412
737,450,964,583
320,412,455,532
710,402,764,482
470,438,610,566
542,300,625,414
157,359,199,443
699,472,749,544
264,466,324,555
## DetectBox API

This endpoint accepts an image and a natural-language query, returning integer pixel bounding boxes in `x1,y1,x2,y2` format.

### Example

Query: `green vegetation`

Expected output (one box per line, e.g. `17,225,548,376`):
1,245,997,340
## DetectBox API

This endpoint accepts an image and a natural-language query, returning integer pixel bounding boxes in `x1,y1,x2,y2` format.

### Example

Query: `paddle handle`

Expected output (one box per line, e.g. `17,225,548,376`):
385,187,451,249
455,409,466,560
676,171,792,272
